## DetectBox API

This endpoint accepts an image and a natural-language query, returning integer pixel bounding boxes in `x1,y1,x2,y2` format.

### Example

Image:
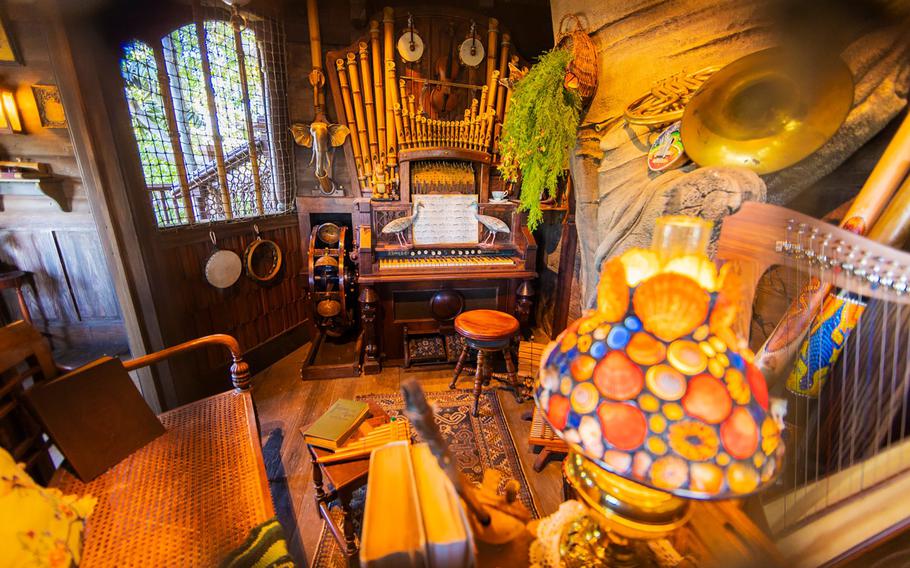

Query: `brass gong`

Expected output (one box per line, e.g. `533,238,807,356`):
680,47,853,175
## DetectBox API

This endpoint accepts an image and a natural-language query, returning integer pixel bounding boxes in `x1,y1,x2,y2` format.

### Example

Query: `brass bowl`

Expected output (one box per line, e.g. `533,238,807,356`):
681,47,853,174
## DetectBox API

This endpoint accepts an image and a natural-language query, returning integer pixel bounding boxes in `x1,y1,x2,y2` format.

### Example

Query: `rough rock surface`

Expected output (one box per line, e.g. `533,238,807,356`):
550,0,910,312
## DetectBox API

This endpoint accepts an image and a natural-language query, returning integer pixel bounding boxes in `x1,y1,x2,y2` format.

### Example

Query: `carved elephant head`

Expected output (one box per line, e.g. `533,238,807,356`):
291,115,350,194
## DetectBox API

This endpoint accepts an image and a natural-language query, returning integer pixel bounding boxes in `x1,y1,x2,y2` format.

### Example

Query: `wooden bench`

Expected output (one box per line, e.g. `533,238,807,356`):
0,321,275,567
516,340,569,471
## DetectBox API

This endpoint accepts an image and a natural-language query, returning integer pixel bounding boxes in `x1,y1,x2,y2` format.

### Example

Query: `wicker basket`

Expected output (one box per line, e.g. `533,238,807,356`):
556,14,598,101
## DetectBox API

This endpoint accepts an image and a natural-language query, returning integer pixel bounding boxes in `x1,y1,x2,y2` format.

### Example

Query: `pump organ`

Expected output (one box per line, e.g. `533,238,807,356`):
308,8,536,370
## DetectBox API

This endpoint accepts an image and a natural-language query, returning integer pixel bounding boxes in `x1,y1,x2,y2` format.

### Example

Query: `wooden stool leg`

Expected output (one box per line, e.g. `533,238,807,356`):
450,345,470,389
504,347,523,402
472,350,485,417
533,448,552,472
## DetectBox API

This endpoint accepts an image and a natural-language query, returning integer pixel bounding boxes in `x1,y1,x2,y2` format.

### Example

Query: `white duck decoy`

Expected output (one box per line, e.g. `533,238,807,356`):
470,202,511,246
381,202,424,246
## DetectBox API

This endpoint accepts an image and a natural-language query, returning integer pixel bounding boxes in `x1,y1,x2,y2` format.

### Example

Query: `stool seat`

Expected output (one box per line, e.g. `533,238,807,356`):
454,309,519,342
451,309,523,416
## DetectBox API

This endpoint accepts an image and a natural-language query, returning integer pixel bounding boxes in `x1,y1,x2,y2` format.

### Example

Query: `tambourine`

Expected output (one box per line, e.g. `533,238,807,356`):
204,232,242,289
243,224,283,285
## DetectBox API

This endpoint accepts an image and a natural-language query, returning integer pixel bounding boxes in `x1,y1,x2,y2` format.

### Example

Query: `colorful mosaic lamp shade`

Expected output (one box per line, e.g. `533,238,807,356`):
536,215,785,538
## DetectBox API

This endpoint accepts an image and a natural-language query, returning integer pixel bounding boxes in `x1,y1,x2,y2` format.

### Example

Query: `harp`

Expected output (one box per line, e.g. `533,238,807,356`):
717,201,910,567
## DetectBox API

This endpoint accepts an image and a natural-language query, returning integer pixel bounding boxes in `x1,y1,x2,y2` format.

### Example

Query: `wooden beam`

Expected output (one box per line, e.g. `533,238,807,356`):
40,0,165,412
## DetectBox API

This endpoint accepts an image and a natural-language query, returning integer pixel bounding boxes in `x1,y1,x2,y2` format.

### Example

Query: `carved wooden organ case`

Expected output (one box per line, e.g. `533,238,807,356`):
324,7,536,370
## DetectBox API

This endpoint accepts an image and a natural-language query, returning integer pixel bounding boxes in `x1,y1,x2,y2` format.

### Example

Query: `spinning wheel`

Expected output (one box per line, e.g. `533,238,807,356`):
308,223,356,336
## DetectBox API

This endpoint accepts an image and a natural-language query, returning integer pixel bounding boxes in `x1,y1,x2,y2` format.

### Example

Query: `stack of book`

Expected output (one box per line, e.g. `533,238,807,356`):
360,442,475,568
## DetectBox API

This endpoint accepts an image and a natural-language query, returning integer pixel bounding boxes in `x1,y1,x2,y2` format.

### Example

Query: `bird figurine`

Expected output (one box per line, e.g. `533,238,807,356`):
381,202,424,246
470,202,511,246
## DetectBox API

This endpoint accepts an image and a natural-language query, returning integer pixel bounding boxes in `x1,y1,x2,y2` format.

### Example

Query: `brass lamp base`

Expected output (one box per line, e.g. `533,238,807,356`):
563,451,692,540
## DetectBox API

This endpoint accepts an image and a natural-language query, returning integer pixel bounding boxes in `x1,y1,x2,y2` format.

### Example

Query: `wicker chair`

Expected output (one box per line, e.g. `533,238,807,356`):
0,320,276,567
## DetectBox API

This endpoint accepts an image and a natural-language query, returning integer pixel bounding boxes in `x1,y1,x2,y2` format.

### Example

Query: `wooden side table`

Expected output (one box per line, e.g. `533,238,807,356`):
305,403,388,560
307,444,369,559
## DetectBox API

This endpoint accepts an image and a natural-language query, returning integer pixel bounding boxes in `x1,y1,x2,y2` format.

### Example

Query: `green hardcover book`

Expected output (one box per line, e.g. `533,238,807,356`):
304,399,370,450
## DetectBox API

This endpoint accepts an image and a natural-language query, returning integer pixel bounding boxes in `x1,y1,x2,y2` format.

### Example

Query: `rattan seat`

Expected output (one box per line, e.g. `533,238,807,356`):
51,390,273,567
0,321,273,568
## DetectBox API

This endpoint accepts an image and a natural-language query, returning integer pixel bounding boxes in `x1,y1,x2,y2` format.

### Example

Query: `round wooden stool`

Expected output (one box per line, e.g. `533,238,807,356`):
449,309,521,417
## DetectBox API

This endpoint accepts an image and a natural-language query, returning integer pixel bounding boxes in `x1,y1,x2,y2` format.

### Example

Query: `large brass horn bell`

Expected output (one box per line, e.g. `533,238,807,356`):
681,47,853,175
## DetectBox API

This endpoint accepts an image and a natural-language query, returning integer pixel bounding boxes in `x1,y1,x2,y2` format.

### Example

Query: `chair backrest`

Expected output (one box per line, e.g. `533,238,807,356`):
0,321,58,482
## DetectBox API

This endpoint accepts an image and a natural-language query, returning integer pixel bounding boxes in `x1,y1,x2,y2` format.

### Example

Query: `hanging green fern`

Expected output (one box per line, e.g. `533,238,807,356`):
499,49,581,230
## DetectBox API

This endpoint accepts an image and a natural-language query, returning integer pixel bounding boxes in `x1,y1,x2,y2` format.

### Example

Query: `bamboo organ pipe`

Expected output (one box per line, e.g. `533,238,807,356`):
485,18,498,99
369,23,387,172
475,88,487,149
486,69,499,118
398,78,411,145
393,103,405,150
483,107,496,151
306,0,326,111
346,53,372,181
496,33,510,121
335,58,366,184
468,98,478,150
358,42,380,178
408,95,418,145
383,8,397,162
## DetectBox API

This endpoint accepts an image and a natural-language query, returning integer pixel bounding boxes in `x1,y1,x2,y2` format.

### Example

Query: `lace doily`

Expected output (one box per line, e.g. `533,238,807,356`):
528,500,588,568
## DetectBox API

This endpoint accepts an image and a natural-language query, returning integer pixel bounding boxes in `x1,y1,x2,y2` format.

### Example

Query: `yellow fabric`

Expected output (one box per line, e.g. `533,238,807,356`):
0,447,96,568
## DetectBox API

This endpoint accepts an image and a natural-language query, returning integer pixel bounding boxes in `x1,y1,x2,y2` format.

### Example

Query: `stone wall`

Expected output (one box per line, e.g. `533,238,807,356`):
550,0,910,315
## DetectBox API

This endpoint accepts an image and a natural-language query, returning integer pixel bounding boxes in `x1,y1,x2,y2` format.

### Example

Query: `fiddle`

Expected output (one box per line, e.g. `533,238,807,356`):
429,22,461,115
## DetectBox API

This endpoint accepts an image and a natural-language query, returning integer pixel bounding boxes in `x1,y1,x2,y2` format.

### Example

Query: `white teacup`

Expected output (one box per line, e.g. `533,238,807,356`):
491,190,507,201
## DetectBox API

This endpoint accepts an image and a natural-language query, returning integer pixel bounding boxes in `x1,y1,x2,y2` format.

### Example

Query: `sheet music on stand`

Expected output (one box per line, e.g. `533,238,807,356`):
412,194,479,245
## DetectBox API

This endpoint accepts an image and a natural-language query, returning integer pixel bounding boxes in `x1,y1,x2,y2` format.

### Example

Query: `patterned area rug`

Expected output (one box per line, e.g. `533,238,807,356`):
310,388,539,568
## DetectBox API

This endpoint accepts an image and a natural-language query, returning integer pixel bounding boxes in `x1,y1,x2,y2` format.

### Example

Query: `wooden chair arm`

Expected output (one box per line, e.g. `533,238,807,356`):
122,334,251,391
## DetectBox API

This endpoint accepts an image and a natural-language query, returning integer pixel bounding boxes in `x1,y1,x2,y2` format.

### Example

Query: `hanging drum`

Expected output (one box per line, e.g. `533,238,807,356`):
204,232,242,289
308,223,356,336
243,224,283,285
397,15,425,63
458,22,485,68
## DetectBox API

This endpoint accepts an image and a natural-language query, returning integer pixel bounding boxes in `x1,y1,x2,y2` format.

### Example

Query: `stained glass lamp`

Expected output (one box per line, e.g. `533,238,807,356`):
535,215,785,548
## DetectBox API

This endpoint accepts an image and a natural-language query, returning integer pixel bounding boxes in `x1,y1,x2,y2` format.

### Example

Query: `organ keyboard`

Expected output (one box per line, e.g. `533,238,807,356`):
354,195,537,368
378,249,516,270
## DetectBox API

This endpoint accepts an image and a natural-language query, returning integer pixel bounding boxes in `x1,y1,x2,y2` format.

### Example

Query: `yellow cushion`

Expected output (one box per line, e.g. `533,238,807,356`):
0,447,96,568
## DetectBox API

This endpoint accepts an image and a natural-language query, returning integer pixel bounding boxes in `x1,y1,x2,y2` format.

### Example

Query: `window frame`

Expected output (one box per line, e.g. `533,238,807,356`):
119,9,293,231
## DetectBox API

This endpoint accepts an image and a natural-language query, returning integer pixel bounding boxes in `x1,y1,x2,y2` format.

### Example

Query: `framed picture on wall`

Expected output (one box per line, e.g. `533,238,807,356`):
31,85,66,128
0,13,20,64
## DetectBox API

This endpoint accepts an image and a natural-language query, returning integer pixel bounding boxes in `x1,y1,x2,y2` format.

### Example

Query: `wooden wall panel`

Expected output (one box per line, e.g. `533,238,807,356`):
145,218,309,403
0,229,77,322
0,0,128,361
55,230,122,320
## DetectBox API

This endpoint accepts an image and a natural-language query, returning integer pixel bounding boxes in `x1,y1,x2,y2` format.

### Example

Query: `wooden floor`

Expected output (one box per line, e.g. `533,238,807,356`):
251,342,564,566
